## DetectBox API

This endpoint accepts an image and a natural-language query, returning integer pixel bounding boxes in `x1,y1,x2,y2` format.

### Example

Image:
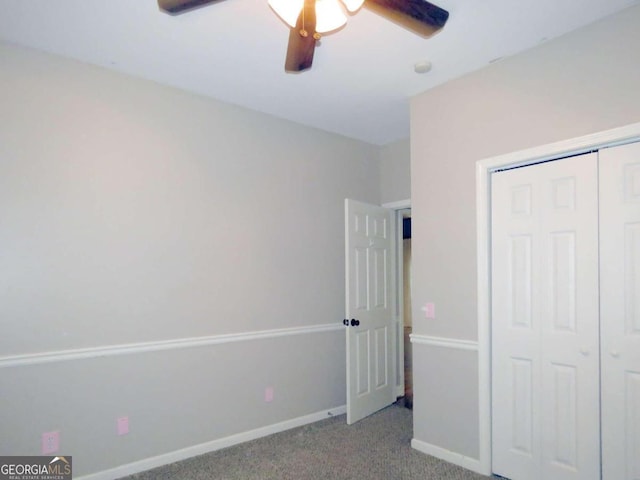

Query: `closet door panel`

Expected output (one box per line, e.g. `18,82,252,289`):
492,153,600,480
539,154,600,480
492,169,540,480
600,142,640,480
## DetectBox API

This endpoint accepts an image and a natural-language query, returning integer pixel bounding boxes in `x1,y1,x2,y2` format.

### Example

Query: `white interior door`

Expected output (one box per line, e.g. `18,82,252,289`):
491,153,600,480
600,142,640,480
345,199,394,425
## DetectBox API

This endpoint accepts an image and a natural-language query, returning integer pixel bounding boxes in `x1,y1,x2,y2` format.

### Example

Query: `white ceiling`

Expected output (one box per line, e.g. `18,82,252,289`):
0,0,637,145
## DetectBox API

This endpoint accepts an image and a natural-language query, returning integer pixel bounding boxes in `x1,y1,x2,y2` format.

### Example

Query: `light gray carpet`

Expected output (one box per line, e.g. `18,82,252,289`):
121,402,489,480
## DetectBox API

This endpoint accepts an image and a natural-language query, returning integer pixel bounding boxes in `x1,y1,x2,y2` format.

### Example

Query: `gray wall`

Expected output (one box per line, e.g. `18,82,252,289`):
0,42,380,476
410,4,640,462
379,137,410,204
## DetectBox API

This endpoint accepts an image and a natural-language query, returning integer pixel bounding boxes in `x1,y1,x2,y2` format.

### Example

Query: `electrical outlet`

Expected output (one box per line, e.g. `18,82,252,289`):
41,431,59,454
422,302,436,319
117,416,129,436
264,387,274,403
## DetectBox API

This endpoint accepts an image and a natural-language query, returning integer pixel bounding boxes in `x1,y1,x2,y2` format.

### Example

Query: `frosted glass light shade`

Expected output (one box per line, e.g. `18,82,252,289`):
340,0,364,12
269,0,348,34
268,0,304,28
315,0,347,33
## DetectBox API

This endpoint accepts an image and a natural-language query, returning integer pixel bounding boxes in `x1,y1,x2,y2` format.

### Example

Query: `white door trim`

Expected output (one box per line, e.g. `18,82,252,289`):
476,122,640,476
382,199,411,210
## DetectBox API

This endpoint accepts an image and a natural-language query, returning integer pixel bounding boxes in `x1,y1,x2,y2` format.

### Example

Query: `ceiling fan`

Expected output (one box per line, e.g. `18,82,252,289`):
157,0,449,73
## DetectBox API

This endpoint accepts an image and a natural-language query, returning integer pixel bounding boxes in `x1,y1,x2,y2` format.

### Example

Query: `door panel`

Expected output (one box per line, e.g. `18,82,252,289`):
549,363,578,469
549,232,576,331
492,168,540,480
491,153,600,480
510,358,534,455
624,223,640,333
509,234,533,329
345,199,394,425
375,327,388,387
356,330,370,396
600,142,640,480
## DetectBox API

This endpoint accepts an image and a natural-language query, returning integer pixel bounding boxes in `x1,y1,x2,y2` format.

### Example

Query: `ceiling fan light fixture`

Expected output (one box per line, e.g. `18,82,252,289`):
340,0,365,13
315,0,348,33
268,0,304,28
159,0,450,74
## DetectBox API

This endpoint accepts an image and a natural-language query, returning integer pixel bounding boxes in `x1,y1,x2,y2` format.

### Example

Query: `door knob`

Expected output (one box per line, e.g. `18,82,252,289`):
350,319,360,326
343,319,349,326
580,347,590,356
611,350,620,358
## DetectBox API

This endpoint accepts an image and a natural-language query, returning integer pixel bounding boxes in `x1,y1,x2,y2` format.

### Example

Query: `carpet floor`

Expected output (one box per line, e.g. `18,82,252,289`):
121,401,489,480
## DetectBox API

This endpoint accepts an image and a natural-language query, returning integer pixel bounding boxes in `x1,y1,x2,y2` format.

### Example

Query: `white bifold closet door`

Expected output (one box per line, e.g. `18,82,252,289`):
492,142,640,480
600,142,640,480
491,153,601,480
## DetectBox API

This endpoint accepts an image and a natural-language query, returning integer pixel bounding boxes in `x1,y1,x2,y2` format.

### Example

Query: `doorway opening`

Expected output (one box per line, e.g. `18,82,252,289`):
394,208,412,409
401,211,413,408
346,199,412,423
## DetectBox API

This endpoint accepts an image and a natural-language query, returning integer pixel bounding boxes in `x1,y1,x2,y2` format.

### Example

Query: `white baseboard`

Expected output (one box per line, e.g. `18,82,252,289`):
77,405,347,480
411,438,490,476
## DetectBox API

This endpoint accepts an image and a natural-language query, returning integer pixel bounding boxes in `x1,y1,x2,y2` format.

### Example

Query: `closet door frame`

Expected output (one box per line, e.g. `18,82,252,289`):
475,122,640,476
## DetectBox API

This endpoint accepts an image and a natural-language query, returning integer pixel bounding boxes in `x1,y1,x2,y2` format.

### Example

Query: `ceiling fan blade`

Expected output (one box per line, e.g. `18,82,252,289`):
284,0,318,73
157,0,225,15
363,0,449,37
